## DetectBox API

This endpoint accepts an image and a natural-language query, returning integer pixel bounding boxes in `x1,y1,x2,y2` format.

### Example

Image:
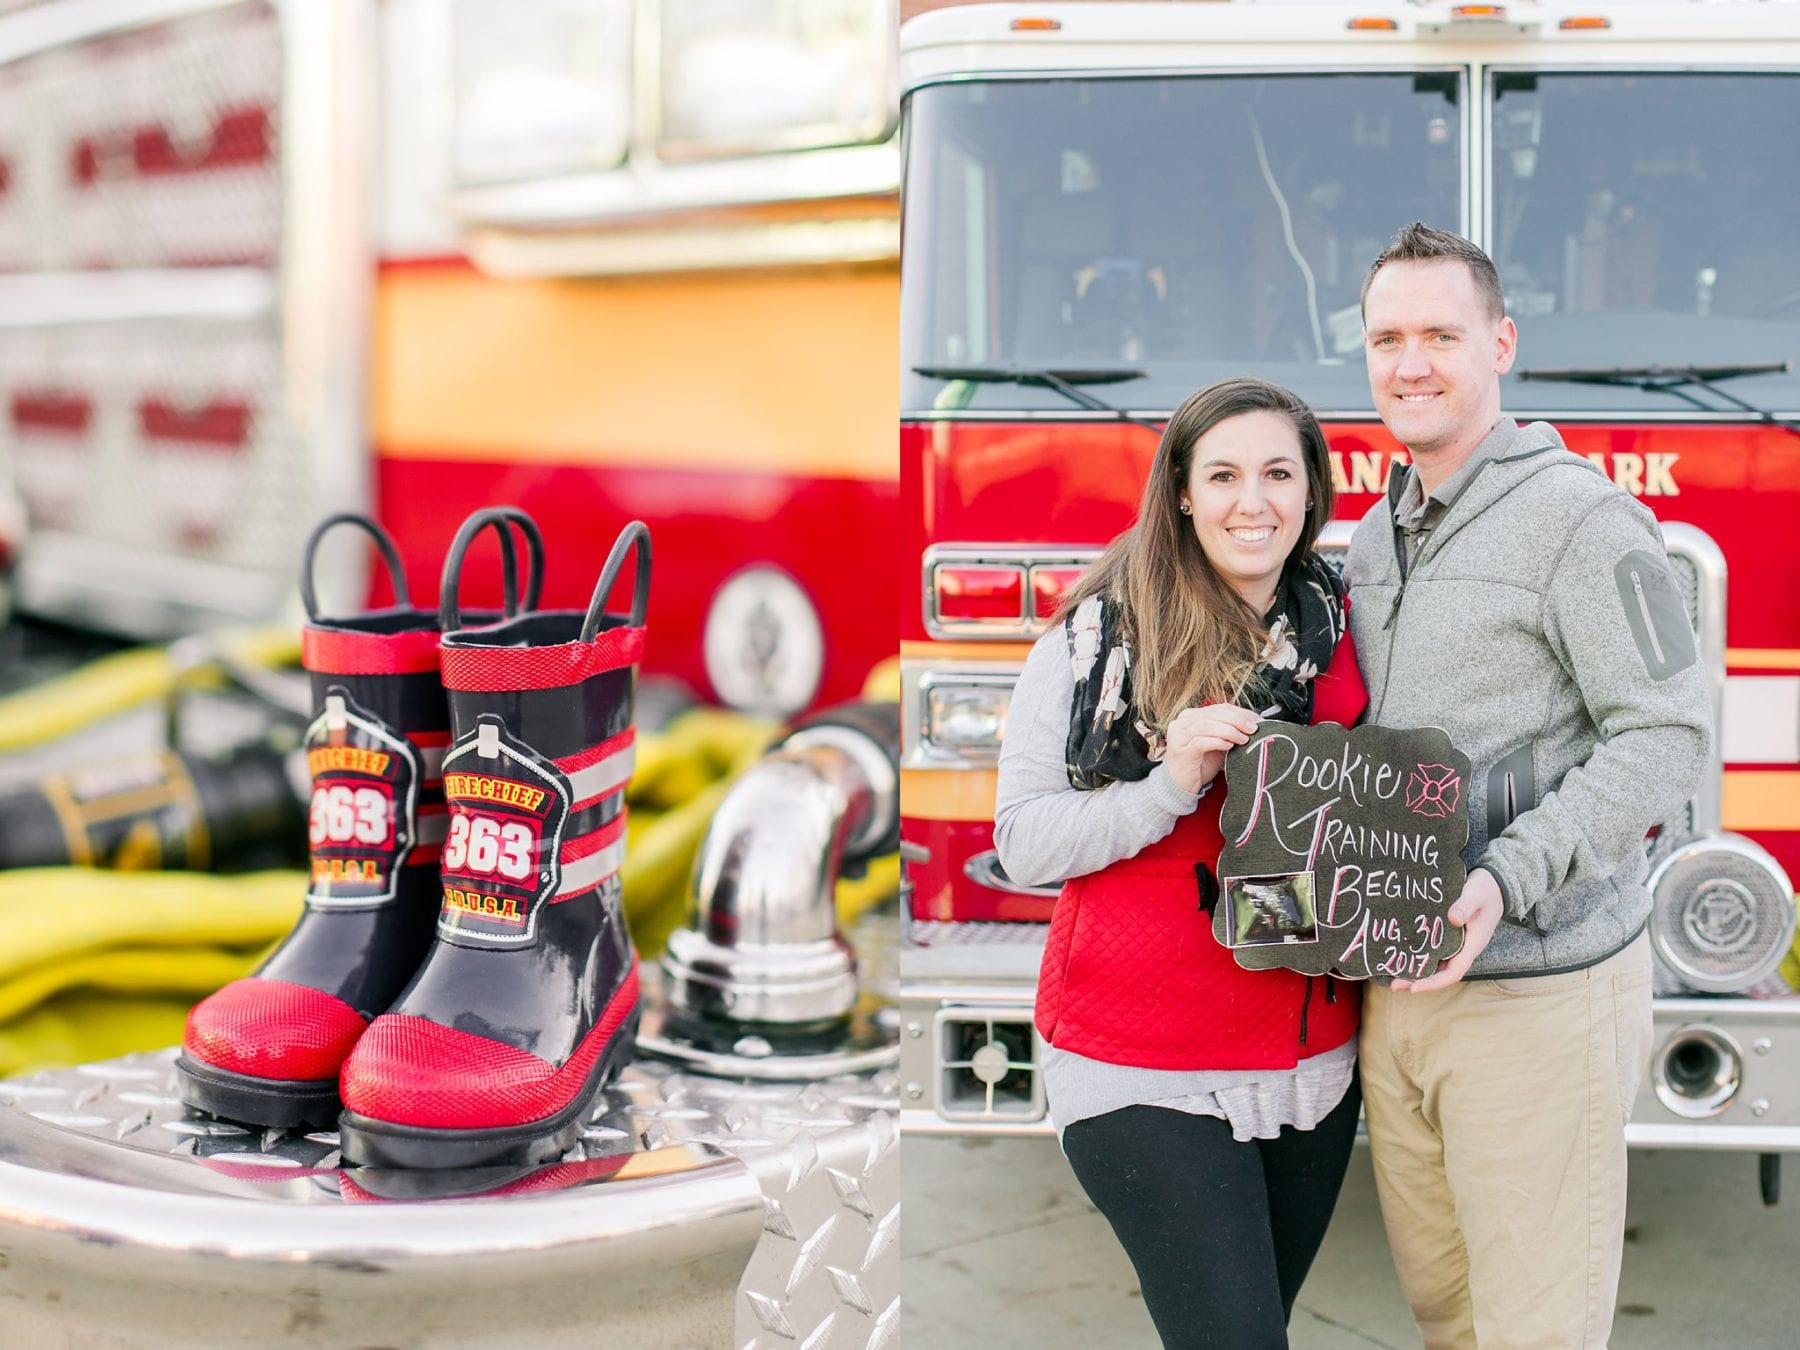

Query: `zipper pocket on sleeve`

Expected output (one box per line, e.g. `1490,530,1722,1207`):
1630,571,1667,665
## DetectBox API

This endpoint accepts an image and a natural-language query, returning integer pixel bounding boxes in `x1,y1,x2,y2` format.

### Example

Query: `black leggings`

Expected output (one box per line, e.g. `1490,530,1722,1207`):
1061,1078,1361,1350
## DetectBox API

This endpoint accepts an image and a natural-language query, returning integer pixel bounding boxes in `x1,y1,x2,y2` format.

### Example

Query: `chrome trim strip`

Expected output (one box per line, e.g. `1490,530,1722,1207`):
1661,522,1727,833
964,849,1059,898
0,270,276,328
920,544,1101,641
904,62,1472,99
1623,1123,1800,1151
900,1109,1054,1138
464,217,899,279
451,143,901,230
902,1112,1800,1147
0,0,240,64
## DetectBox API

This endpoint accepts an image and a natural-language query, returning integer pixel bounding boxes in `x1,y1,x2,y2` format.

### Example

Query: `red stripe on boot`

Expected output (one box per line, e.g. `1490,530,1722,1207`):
303,626,441,676
560,812,626,864
440,627,644,693
554,727,635,774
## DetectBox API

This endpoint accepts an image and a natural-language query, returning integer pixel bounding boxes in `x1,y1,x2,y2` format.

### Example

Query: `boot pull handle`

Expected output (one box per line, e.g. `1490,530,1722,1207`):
580,520,652,641
438,506,547,633
300,512,410,623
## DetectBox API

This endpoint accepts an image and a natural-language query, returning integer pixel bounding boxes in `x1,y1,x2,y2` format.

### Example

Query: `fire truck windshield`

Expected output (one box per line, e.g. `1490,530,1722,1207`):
904,66,1800,422
901,71,1464,416
1492,70,1800,415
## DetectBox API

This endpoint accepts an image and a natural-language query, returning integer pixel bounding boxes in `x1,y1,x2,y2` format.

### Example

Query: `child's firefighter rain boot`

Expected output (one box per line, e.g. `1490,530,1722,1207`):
177,510,544,1128
336,514,651,1170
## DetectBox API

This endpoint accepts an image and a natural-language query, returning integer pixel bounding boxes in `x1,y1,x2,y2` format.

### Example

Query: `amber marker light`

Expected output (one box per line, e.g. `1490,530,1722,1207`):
1010,17,1061,31
1558,15,1613,29
1451,4,1507,17
1346,17,1400,30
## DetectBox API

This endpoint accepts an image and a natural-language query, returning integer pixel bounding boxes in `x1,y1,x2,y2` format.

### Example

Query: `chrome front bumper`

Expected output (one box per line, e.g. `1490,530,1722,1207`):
901,925,1800,1151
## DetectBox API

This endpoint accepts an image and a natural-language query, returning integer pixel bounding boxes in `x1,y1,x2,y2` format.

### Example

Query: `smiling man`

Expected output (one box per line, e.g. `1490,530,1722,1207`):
1343,223,1713,1348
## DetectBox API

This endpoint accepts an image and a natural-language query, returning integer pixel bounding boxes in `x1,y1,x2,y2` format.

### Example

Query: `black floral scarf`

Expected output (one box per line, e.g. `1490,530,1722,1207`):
1065,554,1346,789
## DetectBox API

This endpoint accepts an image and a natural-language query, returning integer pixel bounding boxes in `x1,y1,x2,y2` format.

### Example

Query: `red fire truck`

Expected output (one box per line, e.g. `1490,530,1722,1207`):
897,0,1800,1191
0,0,898,718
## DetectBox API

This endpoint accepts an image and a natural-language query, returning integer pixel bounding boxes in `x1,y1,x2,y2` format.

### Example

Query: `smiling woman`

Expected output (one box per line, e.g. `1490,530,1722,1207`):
1183,409,1313,617
1055,379,1336,736
986,376,1367,1348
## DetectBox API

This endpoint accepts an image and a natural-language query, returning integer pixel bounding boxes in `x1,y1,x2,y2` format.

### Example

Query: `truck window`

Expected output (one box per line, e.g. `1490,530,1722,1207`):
901,72,1463,415
1493,71,1800,412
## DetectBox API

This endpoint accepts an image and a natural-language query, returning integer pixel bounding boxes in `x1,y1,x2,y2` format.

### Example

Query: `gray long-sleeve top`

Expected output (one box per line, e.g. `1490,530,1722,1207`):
997,628,1354,1140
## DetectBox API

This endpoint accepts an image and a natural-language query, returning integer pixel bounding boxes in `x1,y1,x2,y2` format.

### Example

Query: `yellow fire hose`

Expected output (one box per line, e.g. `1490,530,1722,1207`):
0,641,902,1075
0,628,302,753
0,868,297,1076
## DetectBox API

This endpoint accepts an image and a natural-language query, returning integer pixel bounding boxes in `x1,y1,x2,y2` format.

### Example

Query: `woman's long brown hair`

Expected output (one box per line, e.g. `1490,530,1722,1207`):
1058,377,1334,728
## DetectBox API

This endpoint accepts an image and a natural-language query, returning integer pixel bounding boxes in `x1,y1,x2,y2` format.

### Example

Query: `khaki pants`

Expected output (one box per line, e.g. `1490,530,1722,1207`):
1360,933,1653,1350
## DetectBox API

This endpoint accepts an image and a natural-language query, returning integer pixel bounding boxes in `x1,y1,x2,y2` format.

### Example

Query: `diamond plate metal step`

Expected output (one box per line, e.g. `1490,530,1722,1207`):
0,1043,898,1348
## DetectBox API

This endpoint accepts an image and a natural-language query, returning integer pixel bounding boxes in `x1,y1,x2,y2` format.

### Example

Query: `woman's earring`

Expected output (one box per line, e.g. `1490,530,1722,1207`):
1179,501,1192,516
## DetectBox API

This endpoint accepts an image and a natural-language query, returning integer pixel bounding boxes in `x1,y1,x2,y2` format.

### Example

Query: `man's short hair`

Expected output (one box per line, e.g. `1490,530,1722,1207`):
1361,222,1506,321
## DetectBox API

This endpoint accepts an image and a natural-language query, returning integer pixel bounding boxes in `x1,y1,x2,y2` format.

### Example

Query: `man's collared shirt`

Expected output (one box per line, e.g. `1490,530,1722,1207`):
1394,416,1517,565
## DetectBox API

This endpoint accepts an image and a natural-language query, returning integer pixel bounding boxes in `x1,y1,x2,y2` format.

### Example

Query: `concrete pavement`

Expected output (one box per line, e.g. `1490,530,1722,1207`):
904,1136,1800,1347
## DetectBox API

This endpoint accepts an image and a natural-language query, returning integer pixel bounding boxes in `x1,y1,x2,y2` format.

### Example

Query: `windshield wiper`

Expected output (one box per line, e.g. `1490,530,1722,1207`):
913,364,1163,434
1516,361,1800,439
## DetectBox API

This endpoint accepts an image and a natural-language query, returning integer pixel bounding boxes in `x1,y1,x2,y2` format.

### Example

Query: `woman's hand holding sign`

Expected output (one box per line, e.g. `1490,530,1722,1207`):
1165,704,1261,795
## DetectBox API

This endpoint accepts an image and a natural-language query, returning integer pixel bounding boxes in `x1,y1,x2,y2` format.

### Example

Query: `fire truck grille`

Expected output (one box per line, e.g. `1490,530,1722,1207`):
0,2,313,617
933,1006,1044,1123
0,319,294,569
0,4,282,271
1649,834,1798,994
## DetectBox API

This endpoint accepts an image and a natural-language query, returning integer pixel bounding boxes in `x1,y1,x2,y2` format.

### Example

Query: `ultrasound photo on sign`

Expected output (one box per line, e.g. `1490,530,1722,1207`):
1224,872,1318,947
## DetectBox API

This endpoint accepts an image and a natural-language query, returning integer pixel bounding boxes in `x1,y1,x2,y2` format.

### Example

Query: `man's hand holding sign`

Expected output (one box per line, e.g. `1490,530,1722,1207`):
1395,863,1502,992
1214,720,1474,985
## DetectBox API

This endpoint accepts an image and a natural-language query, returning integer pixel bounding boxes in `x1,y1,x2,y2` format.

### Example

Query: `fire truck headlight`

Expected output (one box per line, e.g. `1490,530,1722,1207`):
1648,832,1798,994
922,677,1012,758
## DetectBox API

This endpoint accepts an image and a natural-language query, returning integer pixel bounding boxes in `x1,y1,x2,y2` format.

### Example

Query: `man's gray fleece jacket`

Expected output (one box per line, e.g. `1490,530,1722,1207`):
1344,418,1712,977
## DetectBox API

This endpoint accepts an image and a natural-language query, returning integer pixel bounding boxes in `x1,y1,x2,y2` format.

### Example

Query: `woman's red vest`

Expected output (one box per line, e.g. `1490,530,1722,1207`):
1034,631,1370,1070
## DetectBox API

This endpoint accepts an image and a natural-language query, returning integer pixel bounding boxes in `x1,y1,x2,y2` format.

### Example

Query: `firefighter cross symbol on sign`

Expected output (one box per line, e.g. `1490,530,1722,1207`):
1214,723,1471,984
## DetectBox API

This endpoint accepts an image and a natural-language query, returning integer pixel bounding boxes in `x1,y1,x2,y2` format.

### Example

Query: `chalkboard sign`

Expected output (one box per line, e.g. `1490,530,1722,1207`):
1212,722,1471,983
